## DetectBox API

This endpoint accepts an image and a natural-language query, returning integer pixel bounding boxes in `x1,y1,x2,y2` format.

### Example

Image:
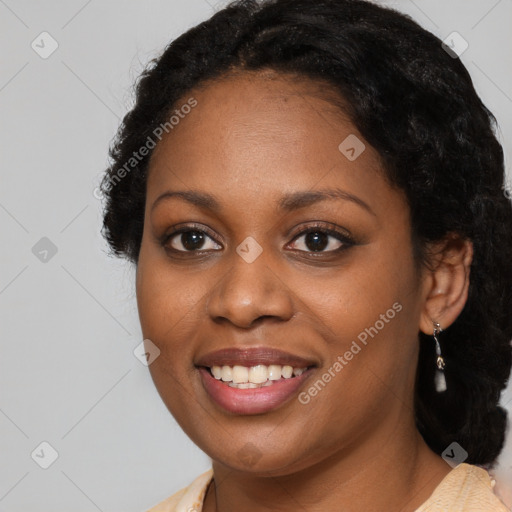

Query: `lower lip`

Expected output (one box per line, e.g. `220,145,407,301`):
198,367,314,415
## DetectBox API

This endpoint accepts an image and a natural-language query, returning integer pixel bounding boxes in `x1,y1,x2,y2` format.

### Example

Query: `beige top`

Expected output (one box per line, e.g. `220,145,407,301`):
146,463,509,512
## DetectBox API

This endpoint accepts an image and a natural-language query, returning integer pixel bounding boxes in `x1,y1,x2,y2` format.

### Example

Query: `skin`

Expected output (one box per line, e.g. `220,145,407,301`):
135,70,473,512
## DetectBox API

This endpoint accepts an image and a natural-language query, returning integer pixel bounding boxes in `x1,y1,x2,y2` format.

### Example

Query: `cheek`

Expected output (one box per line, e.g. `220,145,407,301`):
299,243,414,337
136,247,204,339
135,245,221,406
295,293,416,451
297,244,419,400
135,251,206,422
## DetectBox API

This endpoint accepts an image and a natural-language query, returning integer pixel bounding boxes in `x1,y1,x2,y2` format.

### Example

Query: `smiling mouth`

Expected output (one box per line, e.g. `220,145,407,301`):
195,347,318,414
205,364,312,389
198,364,315,415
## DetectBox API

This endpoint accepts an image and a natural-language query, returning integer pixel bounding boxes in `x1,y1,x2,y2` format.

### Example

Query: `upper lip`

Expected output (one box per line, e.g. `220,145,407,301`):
195,347,318,368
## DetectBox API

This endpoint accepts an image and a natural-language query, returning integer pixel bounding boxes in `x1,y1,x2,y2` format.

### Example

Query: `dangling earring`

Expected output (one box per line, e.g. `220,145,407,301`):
432,321,446,392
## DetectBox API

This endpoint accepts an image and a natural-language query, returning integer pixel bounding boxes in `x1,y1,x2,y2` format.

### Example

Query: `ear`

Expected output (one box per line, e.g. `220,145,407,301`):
419,234,473,335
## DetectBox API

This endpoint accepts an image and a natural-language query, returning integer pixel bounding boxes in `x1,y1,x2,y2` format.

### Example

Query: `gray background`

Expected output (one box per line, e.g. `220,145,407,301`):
1,1,511,510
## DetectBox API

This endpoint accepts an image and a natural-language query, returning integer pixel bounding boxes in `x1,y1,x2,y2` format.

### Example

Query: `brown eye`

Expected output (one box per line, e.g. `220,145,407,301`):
179,231,205,251
164,228,222,252
289,229,347,253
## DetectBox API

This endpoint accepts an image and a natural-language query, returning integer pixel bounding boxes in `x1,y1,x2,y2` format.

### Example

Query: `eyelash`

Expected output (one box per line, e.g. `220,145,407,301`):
160,222,355,257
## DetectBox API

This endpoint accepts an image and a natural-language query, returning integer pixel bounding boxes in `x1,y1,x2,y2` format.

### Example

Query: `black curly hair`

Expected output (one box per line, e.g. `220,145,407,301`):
100,0,512,467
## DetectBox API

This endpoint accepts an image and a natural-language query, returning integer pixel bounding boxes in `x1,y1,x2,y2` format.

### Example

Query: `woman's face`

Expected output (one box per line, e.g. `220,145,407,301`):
136,71,428,475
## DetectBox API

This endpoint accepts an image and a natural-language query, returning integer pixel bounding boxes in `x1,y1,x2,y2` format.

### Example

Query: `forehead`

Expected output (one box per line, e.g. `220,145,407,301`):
146,70,394,214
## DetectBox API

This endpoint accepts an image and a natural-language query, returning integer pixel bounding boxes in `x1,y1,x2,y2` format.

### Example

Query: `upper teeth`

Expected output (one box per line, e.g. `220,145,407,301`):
211,364,306,384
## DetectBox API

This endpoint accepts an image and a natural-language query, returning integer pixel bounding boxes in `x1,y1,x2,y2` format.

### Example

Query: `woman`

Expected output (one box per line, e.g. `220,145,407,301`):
100,0,512,510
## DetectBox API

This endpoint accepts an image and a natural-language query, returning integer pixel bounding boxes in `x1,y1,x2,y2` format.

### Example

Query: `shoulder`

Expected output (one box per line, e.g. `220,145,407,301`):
415,463,509,511
144,469,213,512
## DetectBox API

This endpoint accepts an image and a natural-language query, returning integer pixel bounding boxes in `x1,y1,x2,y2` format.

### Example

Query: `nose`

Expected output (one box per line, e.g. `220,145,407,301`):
206,249,295,329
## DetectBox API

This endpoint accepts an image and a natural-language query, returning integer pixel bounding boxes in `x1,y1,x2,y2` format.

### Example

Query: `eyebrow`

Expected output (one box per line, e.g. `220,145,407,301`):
151,187,375,216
